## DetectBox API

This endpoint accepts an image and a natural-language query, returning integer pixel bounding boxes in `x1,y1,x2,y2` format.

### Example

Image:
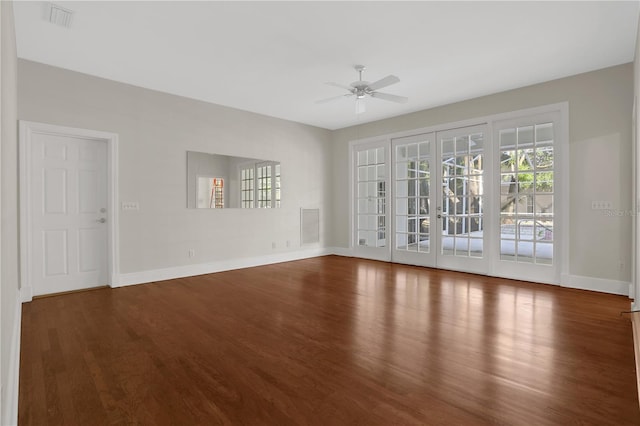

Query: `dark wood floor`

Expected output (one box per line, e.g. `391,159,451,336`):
19,256,640,425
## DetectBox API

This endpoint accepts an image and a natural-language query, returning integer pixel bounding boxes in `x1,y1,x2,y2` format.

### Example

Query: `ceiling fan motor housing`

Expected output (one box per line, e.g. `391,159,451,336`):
352,65,369,96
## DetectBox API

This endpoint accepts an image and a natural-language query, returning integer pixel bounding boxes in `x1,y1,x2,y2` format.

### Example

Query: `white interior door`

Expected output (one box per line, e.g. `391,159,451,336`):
30,132,108,296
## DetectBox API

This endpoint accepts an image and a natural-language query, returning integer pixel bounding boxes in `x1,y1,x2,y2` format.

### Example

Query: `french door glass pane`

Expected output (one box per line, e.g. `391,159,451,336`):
499,122,554,264
356,147,386,247
395,141,430,252
441,132,484,258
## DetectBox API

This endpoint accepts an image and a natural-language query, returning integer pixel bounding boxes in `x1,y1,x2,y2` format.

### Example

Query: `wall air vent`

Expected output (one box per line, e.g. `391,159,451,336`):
301,208,320,245
45,3,74,28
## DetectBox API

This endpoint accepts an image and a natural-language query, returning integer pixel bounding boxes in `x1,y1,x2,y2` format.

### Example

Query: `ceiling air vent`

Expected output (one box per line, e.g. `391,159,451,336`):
45,3,74,28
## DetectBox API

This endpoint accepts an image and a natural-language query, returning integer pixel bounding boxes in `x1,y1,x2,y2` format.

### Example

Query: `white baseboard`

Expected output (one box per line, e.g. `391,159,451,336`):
110,247,630,298
20,285,32,303
116,247,334,287
2,296,22,426
328,246,353,257
331,248,630,297
561,274,630,296
331,248,631,297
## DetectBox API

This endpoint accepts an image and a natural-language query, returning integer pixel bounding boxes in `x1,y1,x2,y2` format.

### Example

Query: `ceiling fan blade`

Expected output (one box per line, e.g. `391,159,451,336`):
367,75,400,91
315,94,353,104
370,91,408,104
325,82,354,92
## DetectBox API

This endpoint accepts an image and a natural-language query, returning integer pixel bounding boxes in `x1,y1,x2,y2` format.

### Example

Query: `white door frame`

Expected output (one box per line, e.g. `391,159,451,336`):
349,138,392,262
389,125,493,274
390,132,437,268
349,103,568,285
434,123,493,275
19,121,119,302
490,110,564,284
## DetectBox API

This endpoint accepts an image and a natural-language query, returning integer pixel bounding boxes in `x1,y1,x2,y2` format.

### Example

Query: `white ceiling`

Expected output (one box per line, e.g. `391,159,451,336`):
13,1,640,130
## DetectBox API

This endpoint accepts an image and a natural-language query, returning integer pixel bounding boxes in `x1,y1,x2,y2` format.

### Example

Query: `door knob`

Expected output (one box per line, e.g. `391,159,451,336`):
97,218,106,223
437,214,442,219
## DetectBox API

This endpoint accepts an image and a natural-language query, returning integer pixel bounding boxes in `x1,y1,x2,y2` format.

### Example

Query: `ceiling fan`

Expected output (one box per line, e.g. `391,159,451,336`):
316,65,408,114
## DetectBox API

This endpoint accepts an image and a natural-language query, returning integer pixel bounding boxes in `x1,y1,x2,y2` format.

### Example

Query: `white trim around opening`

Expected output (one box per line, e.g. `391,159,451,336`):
347,102,569,287
19,121,120,302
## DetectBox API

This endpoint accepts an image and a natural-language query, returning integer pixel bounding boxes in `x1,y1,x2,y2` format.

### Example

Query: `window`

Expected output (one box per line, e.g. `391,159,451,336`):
395,141,430,252
240,162,280,208
355,145,387,248
440,132,484,258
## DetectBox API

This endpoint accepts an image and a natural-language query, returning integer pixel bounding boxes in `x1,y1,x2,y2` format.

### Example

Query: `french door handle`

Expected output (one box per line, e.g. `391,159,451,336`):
437,214,442,219
97,218,106,223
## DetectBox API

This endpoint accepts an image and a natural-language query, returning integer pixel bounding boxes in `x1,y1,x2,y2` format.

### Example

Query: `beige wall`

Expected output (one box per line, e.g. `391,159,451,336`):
332,64,633,283
1,0,20,422
14,50,636,286
18,60,333,275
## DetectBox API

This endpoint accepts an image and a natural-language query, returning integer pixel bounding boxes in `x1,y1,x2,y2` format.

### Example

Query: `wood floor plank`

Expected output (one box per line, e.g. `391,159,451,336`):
19,256,640,425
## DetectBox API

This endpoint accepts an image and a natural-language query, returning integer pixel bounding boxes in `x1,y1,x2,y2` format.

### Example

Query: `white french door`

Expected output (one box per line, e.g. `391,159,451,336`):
491,112,561,284
350,106,563,284
391,125,491,274
434,125,491,274
351,140,391,261
391,133,436,266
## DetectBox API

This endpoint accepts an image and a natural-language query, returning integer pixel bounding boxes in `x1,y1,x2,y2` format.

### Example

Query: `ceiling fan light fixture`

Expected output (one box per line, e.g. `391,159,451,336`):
316,65,408,112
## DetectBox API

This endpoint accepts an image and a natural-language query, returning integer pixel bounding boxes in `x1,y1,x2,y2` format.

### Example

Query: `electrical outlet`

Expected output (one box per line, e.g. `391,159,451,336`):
188,249,195,258
286,240,291,248
122,201,139,211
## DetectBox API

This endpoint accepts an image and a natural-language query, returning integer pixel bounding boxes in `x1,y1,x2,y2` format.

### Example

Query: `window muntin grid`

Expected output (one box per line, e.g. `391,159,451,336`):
440,132,484,258
395,141,430,253
499,123,554,265
356,147,387,248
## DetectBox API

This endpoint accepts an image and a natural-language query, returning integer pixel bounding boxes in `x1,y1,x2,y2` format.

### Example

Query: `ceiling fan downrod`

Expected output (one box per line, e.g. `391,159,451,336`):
353,65,367,99
355,65,365,82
